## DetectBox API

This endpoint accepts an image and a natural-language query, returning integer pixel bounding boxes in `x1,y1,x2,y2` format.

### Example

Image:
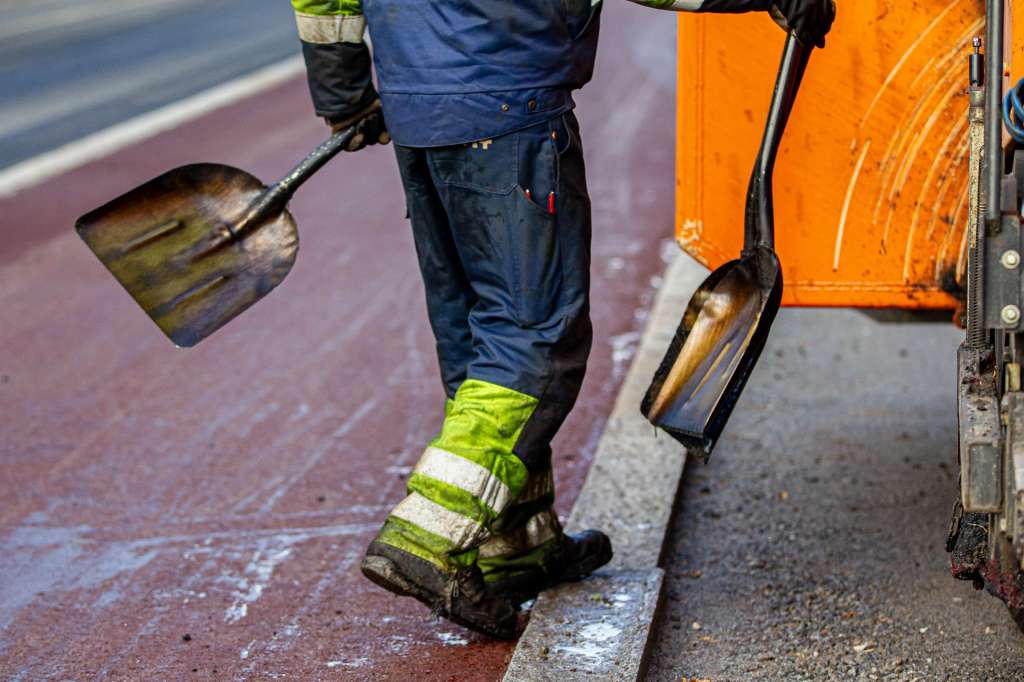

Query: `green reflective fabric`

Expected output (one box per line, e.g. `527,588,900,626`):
374,380,538,570
478,466,561,580
406,473,494,524
377,516,456,568
425,379,534,498
478,538,559,584
290,0,362,16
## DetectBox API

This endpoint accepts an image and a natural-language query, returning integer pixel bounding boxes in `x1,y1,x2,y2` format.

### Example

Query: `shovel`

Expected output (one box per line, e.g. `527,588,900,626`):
641,33,812,458
76,124,361,347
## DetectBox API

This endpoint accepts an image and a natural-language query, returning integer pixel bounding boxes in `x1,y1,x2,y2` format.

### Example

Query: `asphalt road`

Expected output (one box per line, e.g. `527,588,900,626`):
647,306,1024,680
0,0,299,169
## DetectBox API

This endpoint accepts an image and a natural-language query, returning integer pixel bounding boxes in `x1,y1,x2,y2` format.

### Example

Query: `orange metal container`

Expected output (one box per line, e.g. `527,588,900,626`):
675,1,997,309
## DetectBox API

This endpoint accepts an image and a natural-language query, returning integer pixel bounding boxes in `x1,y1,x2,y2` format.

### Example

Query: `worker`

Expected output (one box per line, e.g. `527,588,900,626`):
289,0,835,639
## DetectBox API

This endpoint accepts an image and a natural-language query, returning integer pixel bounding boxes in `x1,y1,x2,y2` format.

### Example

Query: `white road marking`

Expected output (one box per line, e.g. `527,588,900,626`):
0,55,304,198
0,26,290,140
0,0,201,42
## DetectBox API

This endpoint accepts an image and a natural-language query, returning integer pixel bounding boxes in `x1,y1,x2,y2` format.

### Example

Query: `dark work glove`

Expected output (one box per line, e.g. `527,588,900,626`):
770,0,835,48
327,99,390,152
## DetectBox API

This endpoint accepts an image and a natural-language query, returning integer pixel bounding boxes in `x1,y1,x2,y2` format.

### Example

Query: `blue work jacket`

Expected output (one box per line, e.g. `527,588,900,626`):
363,0,602,147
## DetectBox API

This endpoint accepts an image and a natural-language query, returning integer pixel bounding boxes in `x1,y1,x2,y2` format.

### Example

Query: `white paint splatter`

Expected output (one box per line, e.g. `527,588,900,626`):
610,331,641,379
435,631,469,646
224,547,293,623
555,621,623,660
326,657,369,669
290,403,311,421
239,639,256,660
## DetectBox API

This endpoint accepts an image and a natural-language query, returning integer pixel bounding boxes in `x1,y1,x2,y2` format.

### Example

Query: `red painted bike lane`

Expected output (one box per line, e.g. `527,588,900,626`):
0,4,676,679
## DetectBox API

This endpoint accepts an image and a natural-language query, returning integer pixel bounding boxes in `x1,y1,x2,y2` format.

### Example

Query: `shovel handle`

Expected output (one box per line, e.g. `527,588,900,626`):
743,33,813,254
232,126,358,239
984,0,1004,228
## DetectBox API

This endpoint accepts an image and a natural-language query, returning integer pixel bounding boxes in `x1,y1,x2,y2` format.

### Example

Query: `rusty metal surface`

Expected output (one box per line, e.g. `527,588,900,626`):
956,345,1003,513
0,2,675,679
676,1,990,309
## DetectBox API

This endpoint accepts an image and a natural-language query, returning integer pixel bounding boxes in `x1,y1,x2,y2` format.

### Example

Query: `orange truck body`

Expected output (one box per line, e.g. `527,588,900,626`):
673,1,1020,309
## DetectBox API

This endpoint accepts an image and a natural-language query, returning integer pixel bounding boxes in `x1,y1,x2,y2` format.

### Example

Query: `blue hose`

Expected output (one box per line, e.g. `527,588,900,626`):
1004,77,1024,143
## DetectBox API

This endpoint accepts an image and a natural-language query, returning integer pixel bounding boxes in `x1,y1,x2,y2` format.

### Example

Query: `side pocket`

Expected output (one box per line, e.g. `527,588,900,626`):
509,186,563,327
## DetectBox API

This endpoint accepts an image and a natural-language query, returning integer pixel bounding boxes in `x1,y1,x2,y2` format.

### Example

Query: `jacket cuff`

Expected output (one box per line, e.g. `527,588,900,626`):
300,40,379,121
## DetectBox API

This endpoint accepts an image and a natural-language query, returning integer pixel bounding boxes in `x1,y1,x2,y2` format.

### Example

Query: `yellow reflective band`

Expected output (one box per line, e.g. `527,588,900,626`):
294,12,366,44
414,447,514,514
478,510,560,559
391,493,484,547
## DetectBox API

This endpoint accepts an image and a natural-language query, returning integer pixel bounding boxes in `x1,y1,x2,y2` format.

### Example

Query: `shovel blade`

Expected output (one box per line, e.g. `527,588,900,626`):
642,255,782,458
76,163,298,347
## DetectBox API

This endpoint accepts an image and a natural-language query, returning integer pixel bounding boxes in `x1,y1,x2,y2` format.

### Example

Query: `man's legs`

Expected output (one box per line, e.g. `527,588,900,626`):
363,114,611,638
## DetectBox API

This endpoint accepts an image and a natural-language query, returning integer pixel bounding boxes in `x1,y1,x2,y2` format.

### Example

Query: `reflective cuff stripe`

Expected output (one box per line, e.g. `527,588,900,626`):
478,510,560,559
626,0,704,9
295,12,366,44
414,446,513,515
391,493,483,547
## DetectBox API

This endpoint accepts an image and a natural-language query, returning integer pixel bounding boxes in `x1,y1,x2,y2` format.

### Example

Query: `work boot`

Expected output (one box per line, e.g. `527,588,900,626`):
361,540,518,639
482,528,613,607
363,380,536,637
476,466,613,607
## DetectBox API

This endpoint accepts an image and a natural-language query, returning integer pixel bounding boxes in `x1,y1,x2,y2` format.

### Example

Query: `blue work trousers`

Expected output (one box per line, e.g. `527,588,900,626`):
394,112,593,472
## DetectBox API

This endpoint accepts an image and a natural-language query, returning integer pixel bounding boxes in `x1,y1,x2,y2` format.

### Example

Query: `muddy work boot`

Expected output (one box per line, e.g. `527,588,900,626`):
361,540,518,639
361,381,540,638
477,467,613,607
481,527,613,607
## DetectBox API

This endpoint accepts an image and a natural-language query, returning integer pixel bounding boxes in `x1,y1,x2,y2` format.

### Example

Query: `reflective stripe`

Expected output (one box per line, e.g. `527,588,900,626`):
627,0,703,9
478,510,560,559
295,12,366,44
414,446,513,514
391,493,483,547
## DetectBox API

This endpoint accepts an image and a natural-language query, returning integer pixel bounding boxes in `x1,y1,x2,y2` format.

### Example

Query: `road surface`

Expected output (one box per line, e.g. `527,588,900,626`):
648,307,1024,680
0,0,299,169
0,1,675,679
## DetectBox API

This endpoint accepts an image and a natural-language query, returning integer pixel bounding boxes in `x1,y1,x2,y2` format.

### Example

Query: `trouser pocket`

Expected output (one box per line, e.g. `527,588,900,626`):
508,188,563,327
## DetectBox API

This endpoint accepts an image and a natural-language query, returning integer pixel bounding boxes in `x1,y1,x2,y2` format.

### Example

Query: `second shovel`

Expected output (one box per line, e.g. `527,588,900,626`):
642,33,813,458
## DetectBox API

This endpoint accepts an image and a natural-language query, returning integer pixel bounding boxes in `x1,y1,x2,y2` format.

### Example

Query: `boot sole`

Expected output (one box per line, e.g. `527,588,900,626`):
361,554,516,640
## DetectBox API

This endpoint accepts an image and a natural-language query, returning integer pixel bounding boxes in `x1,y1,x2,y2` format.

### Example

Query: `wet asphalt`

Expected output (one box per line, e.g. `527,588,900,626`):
647,306,1024,681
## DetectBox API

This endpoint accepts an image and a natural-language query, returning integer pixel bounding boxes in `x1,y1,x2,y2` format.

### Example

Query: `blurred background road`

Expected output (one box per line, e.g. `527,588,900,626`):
0,0,299,169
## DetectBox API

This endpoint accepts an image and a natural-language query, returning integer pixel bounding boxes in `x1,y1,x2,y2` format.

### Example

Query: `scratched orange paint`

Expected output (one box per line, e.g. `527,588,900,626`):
675,0,1000,309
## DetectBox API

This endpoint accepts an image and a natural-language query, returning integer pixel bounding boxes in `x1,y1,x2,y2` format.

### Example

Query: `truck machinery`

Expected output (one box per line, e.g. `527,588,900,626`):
673,0,1024,628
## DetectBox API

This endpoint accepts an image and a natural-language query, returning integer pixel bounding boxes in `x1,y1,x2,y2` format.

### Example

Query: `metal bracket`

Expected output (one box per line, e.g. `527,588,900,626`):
959,345,1003,512
983,153,1024,330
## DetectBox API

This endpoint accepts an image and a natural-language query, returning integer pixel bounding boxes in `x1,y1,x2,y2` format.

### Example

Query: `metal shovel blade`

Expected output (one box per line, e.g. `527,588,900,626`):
76,163,298,347
642,32,810,458
641,250,782,457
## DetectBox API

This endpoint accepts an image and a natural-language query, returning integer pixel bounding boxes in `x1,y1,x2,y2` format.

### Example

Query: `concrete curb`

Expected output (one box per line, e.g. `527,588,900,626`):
504,254,708,681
